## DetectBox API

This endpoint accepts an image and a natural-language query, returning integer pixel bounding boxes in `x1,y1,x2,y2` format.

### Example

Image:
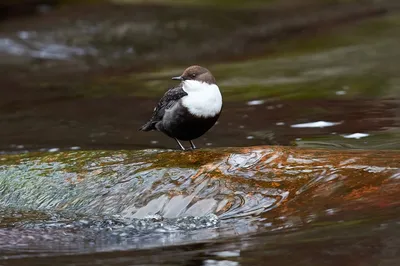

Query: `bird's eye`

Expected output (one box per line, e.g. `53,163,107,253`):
191,73,196,78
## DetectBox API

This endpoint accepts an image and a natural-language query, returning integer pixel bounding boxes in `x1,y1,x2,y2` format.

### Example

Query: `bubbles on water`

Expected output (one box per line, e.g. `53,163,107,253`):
211,250,241,258
276,122,285,126
247,100,265,106
336,90,346,95
21,213,220,234
291,121,342,128
70,146,81,150
342,133,369,139
143,214,163,220
246,136,254,140
203,259,239,266
336,85,350,95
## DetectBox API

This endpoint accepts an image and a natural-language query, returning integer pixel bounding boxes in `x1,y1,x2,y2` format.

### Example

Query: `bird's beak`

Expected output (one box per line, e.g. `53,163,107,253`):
172,76,183,81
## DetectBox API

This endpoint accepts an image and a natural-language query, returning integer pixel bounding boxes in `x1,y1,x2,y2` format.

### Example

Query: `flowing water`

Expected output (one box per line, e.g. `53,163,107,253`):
1,0,400,265
1,148,400,265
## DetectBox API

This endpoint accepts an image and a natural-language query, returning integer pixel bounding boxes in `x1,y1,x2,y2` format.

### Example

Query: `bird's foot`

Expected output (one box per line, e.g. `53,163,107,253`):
174,139,199,151
189,140,197,150
174,138,186,151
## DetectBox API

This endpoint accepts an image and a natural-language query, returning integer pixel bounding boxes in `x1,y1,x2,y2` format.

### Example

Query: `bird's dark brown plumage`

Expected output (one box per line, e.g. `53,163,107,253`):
139,84,188,131
139,65,221,150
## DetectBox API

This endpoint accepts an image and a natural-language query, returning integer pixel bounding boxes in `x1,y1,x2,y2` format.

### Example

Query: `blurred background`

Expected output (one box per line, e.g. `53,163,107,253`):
1,0,399,153
1,2,400,265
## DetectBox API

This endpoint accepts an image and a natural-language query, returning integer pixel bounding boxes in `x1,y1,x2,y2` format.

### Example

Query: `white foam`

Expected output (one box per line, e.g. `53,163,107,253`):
291,121,342,128
342,133,369,139
247,100,264,106
70,146,81,150
336,90,346,95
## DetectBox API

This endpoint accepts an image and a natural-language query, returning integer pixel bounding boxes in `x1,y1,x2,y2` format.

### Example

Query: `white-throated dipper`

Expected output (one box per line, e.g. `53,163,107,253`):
140,65,222,150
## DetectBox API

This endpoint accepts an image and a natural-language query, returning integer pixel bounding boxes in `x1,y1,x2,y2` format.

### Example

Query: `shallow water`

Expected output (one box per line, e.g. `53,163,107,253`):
2,212,399,266
1,0,400,265
1,147,400,265
0,0,399,153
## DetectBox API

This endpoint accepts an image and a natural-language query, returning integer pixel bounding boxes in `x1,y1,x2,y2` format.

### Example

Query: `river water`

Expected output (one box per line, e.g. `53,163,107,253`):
0,1,400,265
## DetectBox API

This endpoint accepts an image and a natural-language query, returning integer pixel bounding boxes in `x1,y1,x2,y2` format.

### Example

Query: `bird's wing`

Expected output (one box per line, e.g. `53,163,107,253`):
140,85,187,131
153,85,187,120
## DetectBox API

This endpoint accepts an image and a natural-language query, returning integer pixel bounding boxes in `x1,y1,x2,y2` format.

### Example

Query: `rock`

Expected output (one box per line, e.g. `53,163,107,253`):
1,146,399,225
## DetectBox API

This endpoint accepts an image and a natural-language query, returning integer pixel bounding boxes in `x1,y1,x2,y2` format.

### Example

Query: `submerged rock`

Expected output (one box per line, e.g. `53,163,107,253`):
1,146,399,224
0,145,400,258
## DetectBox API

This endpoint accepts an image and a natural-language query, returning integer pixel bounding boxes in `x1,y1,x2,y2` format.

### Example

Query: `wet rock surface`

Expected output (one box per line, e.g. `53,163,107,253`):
0,146,399,264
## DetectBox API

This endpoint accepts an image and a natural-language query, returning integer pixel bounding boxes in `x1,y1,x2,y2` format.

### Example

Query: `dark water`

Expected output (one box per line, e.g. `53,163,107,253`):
2,213,400,266
1,0,400,265
1,0,399,153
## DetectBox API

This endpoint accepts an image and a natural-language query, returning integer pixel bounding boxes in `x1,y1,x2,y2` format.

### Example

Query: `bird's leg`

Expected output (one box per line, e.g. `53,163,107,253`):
174,138,185,150
189,140,196,150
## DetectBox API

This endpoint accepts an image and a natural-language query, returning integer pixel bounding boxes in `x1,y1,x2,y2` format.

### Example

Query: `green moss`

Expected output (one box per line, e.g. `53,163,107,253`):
151,149,228,168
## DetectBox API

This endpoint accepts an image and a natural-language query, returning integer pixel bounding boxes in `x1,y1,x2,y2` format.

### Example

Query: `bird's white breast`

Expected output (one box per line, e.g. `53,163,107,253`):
181,80,222,118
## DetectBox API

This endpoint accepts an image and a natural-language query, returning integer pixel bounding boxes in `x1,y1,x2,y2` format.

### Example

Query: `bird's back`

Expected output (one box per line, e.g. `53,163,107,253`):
139,85,187,131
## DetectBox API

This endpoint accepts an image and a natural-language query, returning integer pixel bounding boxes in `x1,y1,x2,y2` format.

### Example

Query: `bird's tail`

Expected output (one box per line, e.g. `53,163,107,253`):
139,121,155,131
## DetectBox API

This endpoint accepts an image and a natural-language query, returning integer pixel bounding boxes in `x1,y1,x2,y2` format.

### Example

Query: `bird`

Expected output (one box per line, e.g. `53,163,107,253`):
139,65,222,150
